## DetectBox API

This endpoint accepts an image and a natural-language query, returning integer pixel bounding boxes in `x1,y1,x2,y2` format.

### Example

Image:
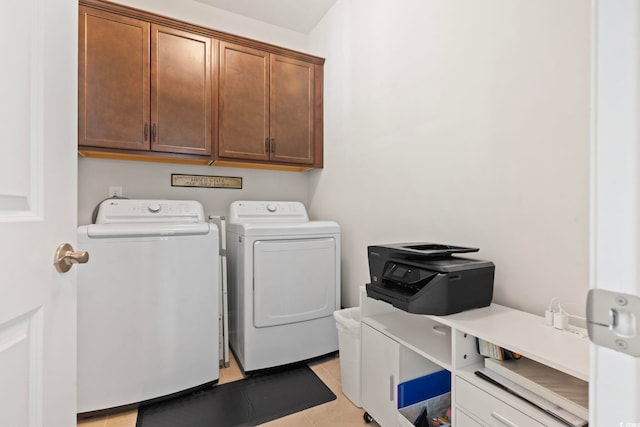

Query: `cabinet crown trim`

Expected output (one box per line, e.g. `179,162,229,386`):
79,0,325,65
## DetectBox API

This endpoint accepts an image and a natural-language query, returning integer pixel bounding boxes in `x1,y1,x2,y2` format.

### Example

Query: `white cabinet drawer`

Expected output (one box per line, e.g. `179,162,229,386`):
456,377,544,427
456,409,483,426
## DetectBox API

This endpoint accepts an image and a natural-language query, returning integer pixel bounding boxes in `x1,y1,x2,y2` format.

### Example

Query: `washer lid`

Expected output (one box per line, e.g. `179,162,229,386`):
83,222,213,238
94,199,205,224
227,220,339,236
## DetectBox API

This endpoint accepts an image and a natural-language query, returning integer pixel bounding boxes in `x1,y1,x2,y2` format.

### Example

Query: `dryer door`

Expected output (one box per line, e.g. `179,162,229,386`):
253,237,337,327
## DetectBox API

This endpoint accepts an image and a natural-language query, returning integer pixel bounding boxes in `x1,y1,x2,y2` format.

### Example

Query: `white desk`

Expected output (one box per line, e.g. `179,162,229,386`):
359,287,589,427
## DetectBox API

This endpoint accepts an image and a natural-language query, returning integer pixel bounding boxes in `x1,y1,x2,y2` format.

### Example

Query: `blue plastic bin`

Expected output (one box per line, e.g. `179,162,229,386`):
398,369,451,408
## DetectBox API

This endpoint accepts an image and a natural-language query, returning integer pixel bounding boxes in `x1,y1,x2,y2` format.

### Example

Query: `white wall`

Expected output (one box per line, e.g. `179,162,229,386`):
78,158,309,225
308,0,591,317
77,0,313,225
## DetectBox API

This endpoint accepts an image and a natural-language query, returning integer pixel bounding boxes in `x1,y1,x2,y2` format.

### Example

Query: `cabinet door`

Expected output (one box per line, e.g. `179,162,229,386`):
218,42,270,161
151,25,212,156
79,7,150,150
270,54,315,165
362,323,400,427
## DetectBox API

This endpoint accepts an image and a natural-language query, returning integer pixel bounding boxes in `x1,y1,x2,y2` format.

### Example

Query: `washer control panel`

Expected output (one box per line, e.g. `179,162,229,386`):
95,199,205,224
229,201,309,223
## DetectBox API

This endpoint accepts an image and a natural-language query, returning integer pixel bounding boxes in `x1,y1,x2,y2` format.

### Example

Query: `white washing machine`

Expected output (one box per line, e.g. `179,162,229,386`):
227,201,340,372
77,199,219,415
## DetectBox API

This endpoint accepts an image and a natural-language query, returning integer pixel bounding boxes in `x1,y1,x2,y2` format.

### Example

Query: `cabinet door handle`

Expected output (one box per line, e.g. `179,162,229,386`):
152,123,157,142
265,137,269,153
389,375,395,401
270,138,275,153
490,411,518,427
144,122,148,141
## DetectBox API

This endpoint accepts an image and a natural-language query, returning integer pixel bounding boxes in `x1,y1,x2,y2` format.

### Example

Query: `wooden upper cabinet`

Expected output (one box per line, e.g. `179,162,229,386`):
79,7,150,150
218,42,270,161
79,6,213,158
78,0,323,169
151,25,213,156
218,43,320,167
270,54,315,165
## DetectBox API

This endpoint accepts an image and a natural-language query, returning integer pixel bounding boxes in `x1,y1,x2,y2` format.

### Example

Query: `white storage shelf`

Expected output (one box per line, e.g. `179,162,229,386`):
363,311,452,371
428,304,589,382
359,288,590,427
455,370,570,427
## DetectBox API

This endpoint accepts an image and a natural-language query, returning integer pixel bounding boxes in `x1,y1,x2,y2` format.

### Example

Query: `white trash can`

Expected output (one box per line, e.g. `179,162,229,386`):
333,307,362,407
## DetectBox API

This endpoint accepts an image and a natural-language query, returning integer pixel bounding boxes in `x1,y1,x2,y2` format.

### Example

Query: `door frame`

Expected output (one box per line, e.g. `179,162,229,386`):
590,0,640,424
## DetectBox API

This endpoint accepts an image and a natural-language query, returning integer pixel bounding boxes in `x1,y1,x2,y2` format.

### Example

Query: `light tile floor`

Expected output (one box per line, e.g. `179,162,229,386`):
77,353,380,427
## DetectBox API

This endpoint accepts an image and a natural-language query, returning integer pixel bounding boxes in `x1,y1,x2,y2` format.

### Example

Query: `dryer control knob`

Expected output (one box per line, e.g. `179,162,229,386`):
266,203,277,213
148,203,161,213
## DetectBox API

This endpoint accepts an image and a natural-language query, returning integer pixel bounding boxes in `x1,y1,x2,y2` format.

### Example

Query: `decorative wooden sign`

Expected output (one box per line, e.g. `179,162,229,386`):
171,174,242,189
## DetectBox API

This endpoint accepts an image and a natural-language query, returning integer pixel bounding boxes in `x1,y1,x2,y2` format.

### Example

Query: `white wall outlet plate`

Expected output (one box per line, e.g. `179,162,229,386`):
108,186,123,197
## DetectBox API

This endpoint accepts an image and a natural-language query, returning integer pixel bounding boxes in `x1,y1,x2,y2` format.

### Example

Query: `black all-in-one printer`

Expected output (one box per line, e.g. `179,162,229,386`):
366,243,495,315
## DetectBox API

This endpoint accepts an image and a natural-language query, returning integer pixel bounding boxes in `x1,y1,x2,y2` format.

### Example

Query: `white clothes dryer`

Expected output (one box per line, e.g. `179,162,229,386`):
77,199,219,415
227,201,340,372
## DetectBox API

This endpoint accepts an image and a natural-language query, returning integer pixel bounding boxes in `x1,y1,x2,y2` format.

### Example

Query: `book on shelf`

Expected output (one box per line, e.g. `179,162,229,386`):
484,356,588,420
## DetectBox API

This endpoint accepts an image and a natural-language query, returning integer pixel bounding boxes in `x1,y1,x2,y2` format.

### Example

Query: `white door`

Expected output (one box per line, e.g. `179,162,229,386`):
0,0,78,426
590,0,640,424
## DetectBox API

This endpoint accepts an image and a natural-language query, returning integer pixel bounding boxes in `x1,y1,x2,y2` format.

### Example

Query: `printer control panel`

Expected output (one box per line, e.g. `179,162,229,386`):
383,263,424,284
379,262,438,294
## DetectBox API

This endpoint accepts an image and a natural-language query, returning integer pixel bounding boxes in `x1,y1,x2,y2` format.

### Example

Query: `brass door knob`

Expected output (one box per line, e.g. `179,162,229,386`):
54,243,89,273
